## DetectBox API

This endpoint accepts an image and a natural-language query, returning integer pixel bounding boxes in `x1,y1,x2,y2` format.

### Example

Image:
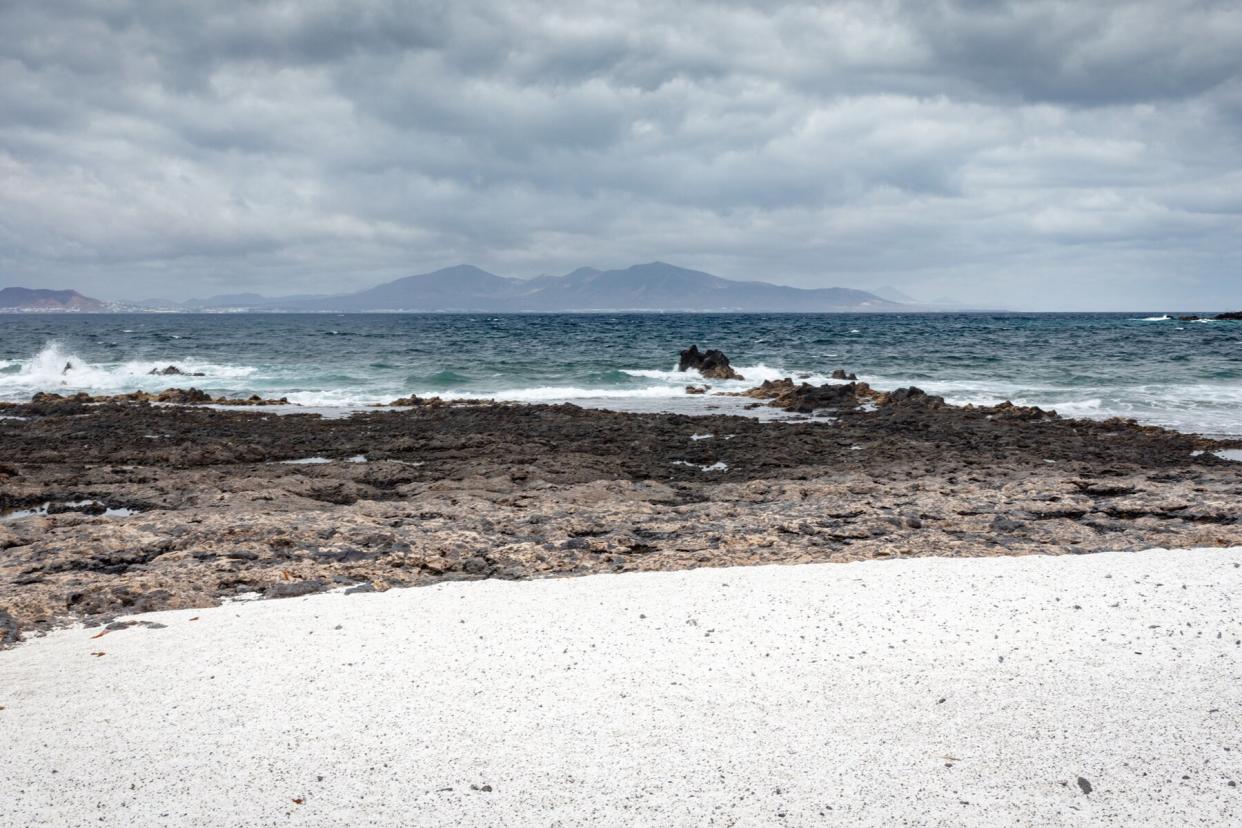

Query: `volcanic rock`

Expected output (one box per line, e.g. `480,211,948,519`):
678,346,742,381
149,365,205,377
1,388,1239,639
742,378,878,413
390,396,446,407
0,608,18,647
879,387,945,407
156,388,213,404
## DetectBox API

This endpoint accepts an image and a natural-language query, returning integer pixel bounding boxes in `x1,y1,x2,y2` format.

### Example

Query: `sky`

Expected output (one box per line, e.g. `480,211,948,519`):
1,1,1240,310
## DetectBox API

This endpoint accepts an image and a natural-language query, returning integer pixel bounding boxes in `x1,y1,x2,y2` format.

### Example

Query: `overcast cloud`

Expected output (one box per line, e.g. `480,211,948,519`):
1,0,1240,309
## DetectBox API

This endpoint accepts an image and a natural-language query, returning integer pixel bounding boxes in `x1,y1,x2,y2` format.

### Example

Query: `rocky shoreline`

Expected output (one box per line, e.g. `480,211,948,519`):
2,375,1241,643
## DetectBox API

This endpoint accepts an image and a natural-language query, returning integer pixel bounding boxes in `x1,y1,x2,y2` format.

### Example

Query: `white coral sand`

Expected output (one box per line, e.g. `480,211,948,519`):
2,547,1241,826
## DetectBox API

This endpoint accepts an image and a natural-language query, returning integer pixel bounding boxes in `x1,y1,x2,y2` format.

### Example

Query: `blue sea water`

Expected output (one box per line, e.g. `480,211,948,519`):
1,312,1239,436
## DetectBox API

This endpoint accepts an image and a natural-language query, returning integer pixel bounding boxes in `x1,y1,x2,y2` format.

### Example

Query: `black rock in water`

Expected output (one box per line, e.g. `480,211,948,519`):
678,345,743,380
1215,311,1242,321
831,369,858,380
149,365,205,377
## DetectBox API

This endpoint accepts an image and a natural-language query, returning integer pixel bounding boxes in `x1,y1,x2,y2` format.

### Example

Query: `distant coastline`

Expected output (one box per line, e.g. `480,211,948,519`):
2,261,972,313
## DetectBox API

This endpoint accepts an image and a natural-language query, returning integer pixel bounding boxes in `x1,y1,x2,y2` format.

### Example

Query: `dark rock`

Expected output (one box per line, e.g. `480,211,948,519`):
831,369,858,381
684,385,708,395
1076,776,1093,795
155,388,213,404
882,387,945,407
314,548,373,564
47,501,107,516
986,400,1054,419
344,582,376,595
678,345,743,381
743,378,875,413
990,516,1024,533
129,589,174,614
1177,315,1201,321
0,608,19,647
264,579,329,599
23,392,89,417
390,395,447,407
462,555,490,574
148,365,205,377
1215,311,1242,321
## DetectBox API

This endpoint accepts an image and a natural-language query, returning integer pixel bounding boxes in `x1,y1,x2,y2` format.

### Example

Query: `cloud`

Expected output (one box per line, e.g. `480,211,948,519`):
0,0,1239,308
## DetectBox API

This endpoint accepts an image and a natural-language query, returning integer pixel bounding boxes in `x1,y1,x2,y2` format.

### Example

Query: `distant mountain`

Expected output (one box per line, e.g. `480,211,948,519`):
520,262,895,311
308,265,526,311
185,292,268,309
873,285,921,304
5,264,911,313
283,262,902,312
0,287,106,311
182,292,329,309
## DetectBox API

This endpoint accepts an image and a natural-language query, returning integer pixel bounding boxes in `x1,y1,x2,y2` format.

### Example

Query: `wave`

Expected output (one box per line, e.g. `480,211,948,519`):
1135,315,1171,321
875,374,1242,437
432,385,715,402
0,342,259,398
4,341,1241,437
620,363,850,387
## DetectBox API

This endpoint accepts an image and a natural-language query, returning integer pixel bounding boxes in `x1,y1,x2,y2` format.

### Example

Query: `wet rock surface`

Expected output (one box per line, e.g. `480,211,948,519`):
4,389,292,411
678,345,742,380
149,365,205,377
1,393,1240,641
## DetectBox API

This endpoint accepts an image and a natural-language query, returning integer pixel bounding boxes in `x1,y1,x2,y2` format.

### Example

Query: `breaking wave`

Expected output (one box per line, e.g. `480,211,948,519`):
0,342,258,397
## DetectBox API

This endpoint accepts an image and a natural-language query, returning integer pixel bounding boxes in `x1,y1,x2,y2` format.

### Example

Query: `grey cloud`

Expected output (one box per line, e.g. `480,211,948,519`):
0,0,1240,309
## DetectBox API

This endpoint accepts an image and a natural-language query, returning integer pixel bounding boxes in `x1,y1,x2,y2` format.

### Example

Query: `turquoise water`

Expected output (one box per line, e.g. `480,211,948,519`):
1,312,1239,435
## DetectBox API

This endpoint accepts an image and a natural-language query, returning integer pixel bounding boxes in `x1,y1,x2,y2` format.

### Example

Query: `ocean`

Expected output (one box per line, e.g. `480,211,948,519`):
1,312,1239,436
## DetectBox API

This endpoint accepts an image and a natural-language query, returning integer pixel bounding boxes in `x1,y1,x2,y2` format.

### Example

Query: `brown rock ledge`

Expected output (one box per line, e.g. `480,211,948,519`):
1,393,1239,642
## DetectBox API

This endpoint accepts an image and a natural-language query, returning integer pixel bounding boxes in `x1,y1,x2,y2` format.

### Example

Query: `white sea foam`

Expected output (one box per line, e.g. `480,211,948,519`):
868,373,1242,437
0,342,258,400
1136,315,1171,321
425,362,847,407
620,363,845,388
4,341,1239,437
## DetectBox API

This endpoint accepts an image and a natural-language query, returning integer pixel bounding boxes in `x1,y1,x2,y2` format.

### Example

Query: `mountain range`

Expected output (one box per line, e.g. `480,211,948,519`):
5,262,910,312
176,262,902,312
